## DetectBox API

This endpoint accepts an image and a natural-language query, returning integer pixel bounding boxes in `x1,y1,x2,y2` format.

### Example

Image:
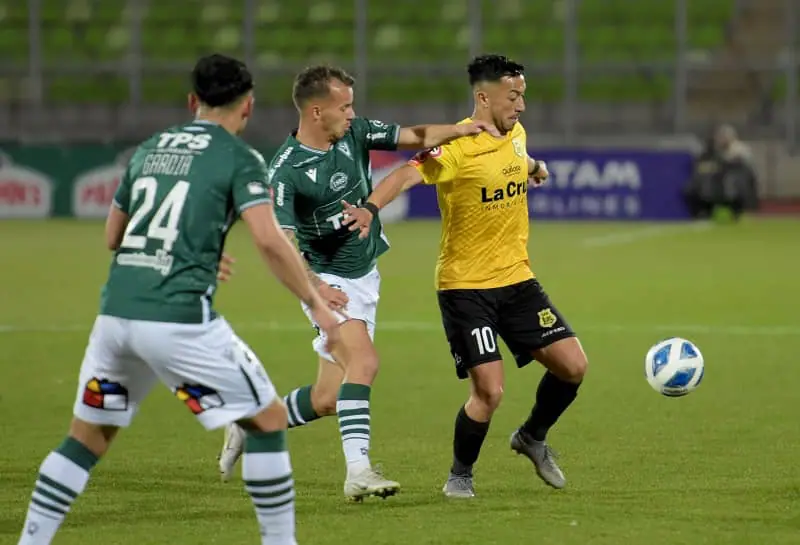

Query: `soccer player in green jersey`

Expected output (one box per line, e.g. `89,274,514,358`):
218,65,498,501
16,54,339,545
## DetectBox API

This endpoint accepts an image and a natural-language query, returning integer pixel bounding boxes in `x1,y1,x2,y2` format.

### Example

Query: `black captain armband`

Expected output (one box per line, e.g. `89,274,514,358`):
531,160,542,175
362,202,380,217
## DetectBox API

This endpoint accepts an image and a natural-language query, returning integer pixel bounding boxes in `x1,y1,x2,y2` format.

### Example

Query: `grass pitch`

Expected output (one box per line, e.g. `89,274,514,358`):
0,218,798,545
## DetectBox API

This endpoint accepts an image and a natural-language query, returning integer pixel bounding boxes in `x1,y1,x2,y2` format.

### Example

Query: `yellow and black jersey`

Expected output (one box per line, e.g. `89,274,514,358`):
409,118,533,290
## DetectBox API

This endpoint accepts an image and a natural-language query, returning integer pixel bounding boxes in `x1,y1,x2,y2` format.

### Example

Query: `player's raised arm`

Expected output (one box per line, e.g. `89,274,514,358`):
396,121,500,150
341,164,423,239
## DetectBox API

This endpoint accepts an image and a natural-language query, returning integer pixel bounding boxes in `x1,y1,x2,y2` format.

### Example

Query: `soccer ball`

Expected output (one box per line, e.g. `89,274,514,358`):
644,337,704,397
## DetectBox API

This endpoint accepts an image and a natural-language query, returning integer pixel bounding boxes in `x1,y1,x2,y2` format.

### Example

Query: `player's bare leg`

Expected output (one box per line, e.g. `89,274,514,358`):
331,320,400,502
444,360,504,498
511,337,588,489
237,399,297,545
219,357,343,481
17,418,115,545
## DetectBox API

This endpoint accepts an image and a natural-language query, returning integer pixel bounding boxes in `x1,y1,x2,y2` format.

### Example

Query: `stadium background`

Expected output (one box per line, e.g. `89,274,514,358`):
0,0,799,218
0,0,800,545
2,3,799,545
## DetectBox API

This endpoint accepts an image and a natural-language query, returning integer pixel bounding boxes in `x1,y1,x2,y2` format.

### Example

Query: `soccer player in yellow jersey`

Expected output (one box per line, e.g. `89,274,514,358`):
342,55,589,498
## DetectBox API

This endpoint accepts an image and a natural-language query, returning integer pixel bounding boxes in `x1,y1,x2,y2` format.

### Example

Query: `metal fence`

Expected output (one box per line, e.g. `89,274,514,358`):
0,0,797,147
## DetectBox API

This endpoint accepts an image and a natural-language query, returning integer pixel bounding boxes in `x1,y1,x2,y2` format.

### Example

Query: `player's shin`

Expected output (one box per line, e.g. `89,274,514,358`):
521,371,581,441
283,385,320,428
17,437,99,545
336,383,372,475
242,430,297,545
451,405,491,476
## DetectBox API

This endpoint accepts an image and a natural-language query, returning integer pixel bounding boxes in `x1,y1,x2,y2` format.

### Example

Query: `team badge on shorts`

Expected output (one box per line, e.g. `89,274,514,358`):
538,308,558,328
82,377,129,411
175,384,225,415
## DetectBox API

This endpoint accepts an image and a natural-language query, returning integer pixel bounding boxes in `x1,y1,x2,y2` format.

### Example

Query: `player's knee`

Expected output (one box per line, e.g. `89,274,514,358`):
474,384,504,413
248,399,289,432
562,355,588,384
311,387,338,416
345,352,380,384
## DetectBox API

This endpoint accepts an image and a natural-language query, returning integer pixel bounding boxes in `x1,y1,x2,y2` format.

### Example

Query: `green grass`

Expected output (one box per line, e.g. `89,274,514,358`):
1,218,799,545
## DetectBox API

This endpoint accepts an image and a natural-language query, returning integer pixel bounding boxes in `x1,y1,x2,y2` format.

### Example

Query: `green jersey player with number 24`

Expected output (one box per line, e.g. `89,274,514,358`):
15,54,338,545
218,65,499,502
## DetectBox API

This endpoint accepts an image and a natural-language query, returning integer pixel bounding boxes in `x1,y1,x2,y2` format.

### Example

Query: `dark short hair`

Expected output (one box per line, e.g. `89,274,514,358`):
191,54,254,108
292,65,355,108
467,54,525,86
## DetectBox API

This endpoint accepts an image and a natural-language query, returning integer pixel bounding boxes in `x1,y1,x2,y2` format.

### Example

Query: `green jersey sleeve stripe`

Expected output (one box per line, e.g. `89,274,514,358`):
238,198,272,213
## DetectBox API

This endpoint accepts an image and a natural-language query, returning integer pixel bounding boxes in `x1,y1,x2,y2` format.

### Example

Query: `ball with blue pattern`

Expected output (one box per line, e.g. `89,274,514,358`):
644,337,704,397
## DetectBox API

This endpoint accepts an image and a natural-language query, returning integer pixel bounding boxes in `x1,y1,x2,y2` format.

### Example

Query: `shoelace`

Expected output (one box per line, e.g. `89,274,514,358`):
449,475,474,490
540,445,560,466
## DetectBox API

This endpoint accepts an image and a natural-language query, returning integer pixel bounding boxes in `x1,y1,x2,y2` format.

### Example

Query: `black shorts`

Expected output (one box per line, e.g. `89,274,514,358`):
436,279,576,379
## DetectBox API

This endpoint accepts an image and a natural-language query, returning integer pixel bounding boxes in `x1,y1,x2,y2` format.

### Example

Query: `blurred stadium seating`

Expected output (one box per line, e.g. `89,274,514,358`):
0,0,735,105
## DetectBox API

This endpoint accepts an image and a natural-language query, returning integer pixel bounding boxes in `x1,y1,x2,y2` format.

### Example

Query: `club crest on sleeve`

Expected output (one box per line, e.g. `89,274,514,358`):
247,182,266,195
512,138,524,157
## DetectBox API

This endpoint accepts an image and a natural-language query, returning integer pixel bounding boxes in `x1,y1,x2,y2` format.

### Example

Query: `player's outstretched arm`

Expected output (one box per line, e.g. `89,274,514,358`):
342,164,423,239
105,204,129,251
397,121,500,150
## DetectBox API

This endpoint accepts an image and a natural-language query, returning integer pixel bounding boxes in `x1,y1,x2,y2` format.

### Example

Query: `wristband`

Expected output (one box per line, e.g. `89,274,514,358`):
362,202,380,217
531,160,541,175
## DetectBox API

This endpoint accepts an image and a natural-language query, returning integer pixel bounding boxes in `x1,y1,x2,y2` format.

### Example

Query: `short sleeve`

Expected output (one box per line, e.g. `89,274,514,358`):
408,144,462,185
271,174,297,231
112,167,133,211
232,147,272,214
352,117,400,151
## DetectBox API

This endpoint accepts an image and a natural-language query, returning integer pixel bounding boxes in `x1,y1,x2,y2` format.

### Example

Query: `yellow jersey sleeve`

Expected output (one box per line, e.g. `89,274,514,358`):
408,144,463,185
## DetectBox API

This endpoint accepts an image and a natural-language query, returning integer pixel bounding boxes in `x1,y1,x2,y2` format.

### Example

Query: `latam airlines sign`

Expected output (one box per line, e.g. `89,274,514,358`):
399,149,694,221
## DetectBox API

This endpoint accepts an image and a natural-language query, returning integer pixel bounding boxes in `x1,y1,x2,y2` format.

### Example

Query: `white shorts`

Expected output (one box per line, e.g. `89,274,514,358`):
73,315,276,431
301,267,381,362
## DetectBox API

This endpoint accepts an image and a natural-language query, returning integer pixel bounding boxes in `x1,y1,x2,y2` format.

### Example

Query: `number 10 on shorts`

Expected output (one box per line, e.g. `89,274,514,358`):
471,326,497,355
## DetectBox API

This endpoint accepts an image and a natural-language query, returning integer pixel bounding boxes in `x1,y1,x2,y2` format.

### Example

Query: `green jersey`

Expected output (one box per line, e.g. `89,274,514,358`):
100,120,272,324
271,117,400,278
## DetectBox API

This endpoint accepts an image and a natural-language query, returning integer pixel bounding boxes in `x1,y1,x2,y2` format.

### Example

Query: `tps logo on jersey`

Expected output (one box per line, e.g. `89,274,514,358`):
156,132,211,151
329,172,348,191
82,378,129,411
175,384,224,415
